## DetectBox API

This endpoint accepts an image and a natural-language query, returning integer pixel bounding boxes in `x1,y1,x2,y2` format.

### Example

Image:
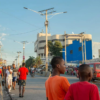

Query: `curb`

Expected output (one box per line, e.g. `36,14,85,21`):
5,86,13,100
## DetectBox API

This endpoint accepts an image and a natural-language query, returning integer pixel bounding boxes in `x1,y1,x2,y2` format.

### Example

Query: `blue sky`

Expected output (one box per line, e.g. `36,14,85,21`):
0,0,100,65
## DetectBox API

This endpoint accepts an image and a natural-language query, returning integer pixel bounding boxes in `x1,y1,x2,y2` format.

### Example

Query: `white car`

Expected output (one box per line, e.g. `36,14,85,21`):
36,68,42,73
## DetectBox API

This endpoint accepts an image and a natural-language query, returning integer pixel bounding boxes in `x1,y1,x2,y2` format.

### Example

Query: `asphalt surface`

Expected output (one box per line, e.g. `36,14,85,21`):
2,74,100,100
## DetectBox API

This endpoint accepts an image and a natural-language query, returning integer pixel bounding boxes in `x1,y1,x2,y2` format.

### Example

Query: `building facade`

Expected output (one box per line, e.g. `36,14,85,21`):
34,32,92,64
62,40,92,62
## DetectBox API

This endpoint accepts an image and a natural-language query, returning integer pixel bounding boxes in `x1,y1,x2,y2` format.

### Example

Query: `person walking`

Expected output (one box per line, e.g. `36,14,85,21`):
6,66,13,92
45,57,70,100
12,64,18,90
18,63,29,97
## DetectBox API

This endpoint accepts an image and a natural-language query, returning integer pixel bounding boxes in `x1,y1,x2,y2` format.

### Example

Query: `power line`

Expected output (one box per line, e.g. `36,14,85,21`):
0,10,41,28
8,26,44,36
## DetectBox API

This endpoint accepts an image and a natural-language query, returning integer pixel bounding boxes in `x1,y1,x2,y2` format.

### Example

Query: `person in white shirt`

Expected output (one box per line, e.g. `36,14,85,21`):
6,66,13,92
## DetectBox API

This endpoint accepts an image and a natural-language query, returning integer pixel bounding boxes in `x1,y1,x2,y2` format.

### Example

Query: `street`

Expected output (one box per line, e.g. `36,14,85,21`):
1,74,100,100
8,75,78,100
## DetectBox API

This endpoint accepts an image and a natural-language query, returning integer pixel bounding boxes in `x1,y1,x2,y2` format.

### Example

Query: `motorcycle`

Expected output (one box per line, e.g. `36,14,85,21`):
30,70,35,77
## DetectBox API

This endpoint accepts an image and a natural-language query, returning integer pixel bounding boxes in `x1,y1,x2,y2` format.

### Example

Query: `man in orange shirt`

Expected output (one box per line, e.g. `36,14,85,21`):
45,57,70,100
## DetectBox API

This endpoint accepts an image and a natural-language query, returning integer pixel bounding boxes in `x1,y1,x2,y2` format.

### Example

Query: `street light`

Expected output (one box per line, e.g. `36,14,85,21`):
24,7,67,72
17,51,21,68
21,41,28,63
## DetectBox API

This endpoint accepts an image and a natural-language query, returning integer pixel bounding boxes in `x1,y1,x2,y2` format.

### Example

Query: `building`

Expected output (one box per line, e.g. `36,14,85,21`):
62,41,100,63
62,40,92,62
34,32,92,64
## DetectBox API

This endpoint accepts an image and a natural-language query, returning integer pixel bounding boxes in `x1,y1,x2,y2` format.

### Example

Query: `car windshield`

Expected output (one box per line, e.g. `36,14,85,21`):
96,64,100,70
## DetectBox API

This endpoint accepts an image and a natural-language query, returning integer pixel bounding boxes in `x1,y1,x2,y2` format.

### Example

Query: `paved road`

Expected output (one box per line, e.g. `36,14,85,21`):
8,74,100,100
9,74,78,100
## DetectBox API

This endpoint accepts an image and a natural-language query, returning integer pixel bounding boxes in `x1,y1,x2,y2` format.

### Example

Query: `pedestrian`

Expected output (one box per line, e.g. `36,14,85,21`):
1,66,6,86
64,64,100,100
12,64,18,90
18,63,29,97
0,67,2,86
6,66,13,92
45,57,70,100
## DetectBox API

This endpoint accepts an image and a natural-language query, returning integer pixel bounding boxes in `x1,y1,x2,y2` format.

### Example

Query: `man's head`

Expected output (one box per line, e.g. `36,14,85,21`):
22,63,25,67
8,66,11,70
13,64,15,68
78,64,93,82
51,56,66,74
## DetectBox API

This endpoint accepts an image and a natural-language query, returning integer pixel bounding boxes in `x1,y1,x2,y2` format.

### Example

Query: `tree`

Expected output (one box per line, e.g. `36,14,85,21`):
48,41,63,57
35,56,42,68
25,56,36,68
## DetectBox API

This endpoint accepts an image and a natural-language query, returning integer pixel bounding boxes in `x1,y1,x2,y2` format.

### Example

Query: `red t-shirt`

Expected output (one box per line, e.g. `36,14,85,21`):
18,67,29,80
65,81,100,100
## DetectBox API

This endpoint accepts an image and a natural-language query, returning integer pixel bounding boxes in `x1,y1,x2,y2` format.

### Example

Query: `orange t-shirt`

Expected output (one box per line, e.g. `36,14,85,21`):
45,75,70,100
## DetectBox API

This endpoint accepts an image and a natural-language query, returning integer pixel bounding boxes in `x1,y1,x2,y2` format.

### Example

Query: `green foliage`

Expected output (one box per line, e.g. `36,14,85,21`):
25,56,36,68
48,41,63,57
25,56,42,68
35,56,42,68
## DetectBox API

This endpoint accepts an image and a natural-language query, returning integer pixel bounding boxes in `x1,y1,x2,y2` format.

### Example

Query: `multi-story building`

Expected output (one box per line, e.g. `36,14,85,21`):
34,32,92,64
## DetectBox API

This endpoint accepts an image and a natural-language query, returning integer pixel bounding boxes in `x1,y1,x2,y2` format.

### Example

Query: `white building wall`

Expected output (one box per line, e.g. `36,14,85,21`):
92,42,100,58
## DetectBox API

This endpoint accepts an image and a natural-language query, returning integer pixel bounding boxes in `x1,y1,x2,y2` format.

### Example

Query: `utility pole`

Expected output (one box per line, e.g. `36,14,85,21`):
24,7,67,72
21,41,28,63
64,31,67,65
0,45,2,59
17,51,21,68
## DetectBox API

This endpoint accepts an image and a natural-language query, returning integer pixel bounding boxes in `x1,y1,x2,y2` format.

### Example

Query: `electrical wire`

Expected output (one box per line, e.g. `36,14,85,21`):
0,10,41,28
8,26,44,36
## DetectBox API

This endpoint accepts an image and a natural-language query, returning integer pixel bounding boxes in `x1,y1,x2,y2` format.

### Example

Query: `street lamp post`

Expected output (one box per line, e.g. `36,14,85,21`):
17,51,21,68
24,7,67,72
21,41,28,63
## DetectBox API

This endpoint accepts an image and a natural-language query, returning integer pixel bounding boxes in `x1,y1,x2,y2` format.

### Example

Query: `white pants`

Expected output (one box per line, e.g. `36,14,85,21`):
6,78,12,86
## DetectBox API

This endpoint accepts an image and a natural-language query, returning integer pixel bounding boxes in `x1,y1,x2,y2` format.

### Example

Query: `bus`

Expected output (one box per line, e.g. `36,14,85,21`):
87,62,100,80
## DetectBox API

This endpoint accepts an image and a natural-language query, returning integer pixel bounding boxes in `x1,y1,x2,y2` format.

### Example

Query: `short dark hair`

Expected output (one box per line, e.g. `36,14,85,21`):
22,63,25,66
79,64,90,78
51,56,63,69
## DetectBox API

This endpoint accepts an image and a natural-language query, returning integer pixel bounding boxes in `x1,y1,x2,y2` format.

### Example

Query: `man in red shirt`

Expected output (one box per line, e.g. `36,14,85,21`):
65,64,100,100
18,63,29,97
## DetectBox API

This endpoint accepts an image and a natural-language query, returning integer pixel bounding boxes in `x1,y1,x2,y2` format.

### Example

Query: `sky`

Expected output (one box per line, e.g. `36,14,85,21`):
0,0,100,65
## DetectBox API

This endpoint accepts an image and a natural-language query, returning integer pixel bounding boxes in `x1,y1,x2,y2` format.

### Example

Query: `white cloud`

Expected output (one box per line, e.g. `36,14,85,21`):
2,38,5,40
2,33,7,36
0,41,3,45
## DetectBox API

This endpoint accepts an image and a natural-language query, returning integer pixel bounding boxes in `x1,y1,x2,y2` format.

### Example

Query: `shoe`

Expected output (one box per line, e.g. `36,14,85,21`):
19,94,21,97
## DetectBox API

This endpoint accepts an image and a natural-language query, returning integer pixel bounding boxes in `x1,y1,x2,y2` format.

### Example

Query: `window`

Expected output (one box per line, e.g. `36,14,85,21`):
39,47,44,49
79,47,82,51
89,64,94,68
70,50,73,54
96,64,100,70
39,40,46,43
89,64,94,72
